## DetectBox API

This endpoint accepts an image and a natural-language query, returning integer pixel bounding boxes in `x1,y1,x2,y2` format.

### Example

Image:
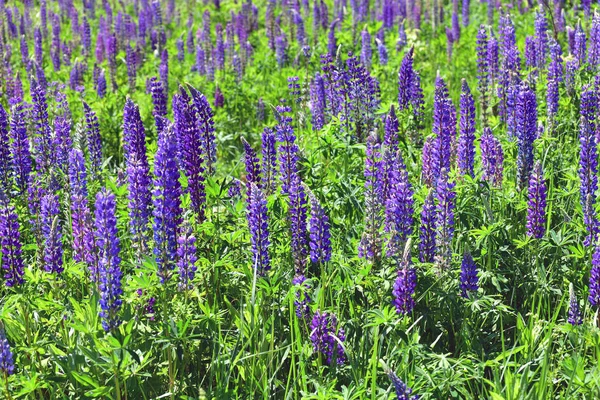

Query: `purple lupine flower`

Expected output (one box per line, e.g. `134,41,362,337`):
82,17,91,55
410,72,425,131
590,14,600,68
385,154,414,257
68,148,97,278
189,87,217,174
534,8,548,69
150,77,167,133
125,44,137,90
9,102,31,193
487,31,499,86
215,24,225,69
34,28,43,67
565,59,577,95
327,20,338,57
310,310,346,365
96,69,107,98
310,73,327,130
580,114,598,246
123,100,152,255
288,174,309,273
526,161,547,239
0,199,25,286
515,83,537,190
476,26,489,109
275,106,299,195
195,46,206,76
398,47,415,111
83,102,103,177
387,370,419,400
177,222,197,290
459,251,478,297
574,23,587,67
0,106,11,190
173,90,206,220
152,122,182,283
275,35,287,67
397,20,407,51
242,137,261,187
309,192,331,264
392,249,417,315
458,80,475,177
293,274,311,322
434,170,455,271
246,183,270,275
451,11,460,42
257,98,265,123
525,36,537,69
31,82,54,174
51,14,61,71
589,244,600,307
214,86,224,108
0,333,14,376
261,127,277,195
547,39,563,118
377,39,388,66
421,136,435,187
287,76,301,104
95,189,123,332
480,127,504,187
568,282,582,325
41,194,63,274
381,106,399,201
446,28,454,60
228,179,242,199
159,49,169,94
432,77,454,179
361,28,372,69
359,133,383,262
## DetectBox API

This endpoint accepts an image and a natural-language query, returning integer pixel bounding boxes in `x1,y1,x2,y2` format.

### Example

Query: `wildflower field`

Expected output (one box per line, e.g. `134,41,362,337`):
2,0,600,398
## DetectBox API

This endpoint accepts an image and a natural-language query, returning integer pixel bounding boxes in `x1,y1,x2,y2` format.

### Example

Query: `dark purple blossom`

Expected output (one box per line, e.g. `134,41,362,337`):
516,83,537,190
480,128,504,187
526,161,547,239
246,183,270,275
385,154,414,258
398,47,415,111
83,102,103,177
392,251,417,315
123,100,152,255
0,333,14,376
458,80,475,177
589,244,600,307
41,194,63,274
0,199,25,286
309,193,331,264
275,106,299,195
459,251,478,297
434,171,455,271
288,174,309,273
150,77,167,133
173,89,206,220
261,127,277,195
177,222,197,290
242,137,261,187
387,370,419,400
152,122,182,283
568,283,582,325
95,189,122,332
359,134,383,261
310,310,346,365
